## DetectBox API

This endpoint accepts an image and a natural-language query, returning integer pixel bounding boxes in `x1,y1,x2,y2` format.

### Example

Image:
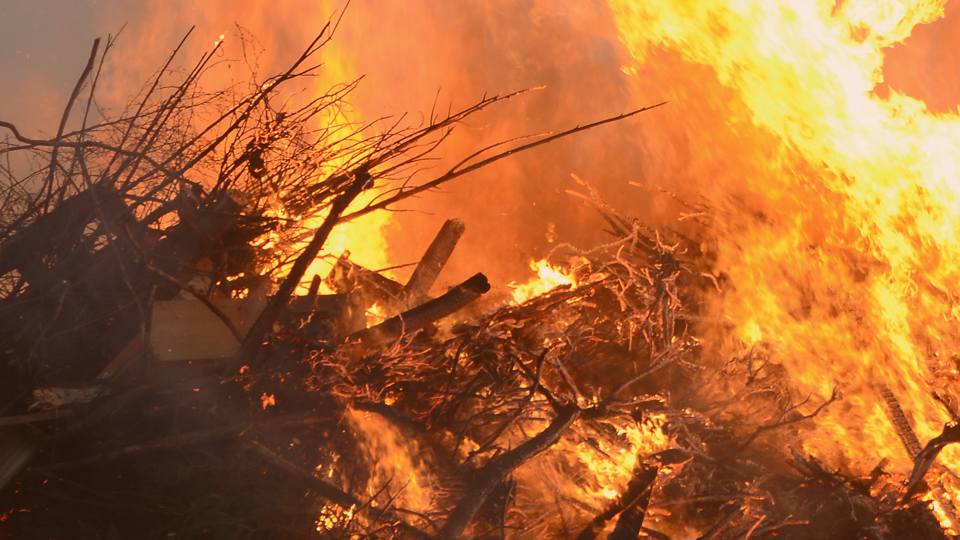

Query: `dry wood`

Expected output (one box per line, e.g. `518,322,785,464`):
401,218,465,308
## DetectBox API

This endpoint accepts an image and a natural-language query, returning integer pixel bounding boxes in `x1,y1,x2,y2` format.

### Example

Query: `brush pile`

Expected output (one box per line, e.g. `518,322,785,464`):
0,24,957,540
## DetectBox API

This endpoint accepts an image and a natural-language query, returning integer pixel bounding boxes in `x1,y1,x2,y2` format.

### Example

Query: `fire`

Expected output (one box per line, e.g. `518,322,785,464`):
296,194,396,295
366,302,387,324
343,407,434,515
515,414,674,518
611,0,960,474
509,259,577,304
573,415,673,504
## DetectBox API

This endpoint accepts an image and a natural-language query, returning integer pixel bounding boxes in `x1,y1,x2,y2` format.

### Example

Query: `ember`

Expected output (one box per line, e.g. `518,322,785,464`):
2,2,960,540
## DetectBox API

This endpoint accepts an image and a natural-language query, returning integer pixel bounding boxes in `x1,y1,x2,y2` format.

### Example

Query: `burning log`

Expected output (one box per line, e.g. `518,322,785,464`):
345,272,490,348
575,450,689,540
438,404,580,540
903,422,960,502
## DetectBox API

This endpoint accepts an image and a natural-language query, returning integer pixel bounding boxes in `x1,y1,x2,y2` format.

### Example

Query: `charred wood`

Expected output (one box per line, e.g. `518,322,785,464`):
903,422,960,502
345,272,490,349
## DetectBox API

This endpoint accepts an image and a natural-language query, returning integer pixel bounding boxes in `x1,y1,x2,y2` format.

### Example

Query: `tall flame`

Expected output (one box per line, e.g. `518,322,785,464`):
612,0,960,473
344,407,434,514
18,0,960,518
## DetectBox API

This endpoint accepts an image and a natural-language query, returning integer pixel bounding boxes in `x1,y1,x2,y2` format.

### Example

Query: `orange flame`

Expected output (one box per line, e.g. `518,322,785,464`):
612,0,960,475
509,260,577,305
343,407,434,514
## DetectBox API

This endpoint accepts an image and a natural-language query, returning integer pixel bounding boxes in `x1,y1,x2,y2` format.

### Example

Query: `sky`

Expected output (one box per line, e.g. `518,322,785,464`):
0,0,145,133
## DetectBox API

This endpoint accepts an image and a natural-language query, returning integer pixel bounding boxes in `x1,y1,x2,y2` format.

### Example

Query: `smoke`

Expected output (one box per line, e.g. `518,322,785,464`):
2,0,672,290
3,0,959,294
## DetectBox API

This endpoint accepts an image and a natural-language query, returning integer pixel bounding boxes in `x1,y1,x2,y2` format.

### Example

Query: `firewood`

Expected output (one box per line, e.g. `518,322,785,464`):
401,218,465,308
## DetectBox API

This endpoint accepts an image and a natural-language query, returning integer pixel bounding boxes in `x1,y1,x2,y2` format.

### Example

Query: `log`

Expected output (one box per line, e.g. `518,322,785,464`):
437,404,580,540
903,422,960,502
345,273,490,348
401,218,465,308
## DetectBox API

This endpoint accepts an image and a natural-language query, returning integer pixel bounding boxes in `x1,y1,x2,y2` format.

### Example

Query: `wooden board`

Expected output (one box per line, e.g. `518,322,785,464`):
150,297,265,361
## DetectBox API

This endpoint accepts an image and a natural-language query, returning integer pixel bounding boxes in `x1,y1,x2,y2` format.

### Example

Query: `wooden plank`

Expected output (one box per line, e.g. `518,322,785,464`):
150,297,262,361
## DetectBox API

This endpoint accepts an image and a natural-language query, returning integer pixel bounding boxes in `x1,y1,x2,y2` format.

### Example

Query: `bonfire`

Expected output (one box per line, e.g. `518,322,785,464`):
2,4,960,540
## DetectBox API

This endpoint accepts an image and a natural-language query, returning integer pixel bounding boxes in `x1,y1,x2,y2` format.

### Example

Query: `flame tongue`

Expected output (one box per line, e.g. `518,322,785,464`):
611,0,960,475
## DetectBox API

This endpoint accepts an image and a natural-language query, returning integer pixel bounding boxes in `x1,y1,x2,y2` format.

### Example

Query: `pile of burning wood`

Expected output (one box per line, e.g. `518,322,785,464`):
1,26,958,540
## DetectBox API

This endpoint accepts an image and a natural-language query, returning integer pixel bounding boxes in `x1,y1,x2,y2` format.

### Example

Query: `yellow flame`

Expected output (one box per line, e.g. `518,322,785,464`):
315,504,355,532
574,416,672,503
611,0,959,474
366,302,388,325
515,415,672,518
344,407,433,514
510,260,576,304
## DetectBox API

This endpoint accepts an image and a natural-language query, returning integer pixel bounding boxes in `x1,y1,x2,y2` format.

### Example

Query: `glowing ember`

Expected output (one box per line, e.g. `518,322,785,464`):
366,302,387,325
260,393,275,409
